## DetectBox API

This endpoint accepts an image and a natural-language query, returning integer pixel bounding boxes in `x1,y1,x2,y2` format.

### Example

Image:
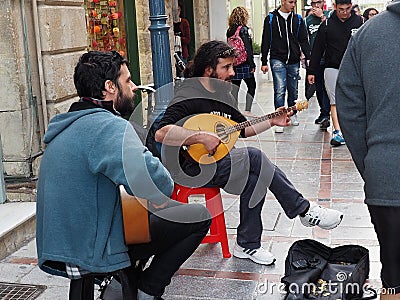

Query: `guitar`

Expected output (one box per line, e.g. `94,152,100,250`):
120,186,151,245
183,100,308,164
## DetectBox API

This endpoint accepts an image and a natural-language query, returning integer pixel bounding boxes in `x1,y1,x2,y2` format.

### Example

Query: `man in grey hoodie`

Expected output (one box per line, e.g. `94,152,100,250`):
336,1,400,298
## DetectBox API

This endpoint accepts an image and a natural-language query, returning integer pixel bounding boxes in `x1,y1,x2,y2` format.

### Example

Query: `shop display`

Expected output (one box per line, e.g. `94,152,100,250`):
85,0,127,56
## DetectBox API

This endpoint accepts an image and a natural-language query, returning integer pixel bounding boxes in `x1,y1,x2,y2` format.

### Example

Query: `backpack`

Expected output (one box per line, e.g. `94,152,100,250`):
269,12,302,44
281,239,377,300
227,25,248,66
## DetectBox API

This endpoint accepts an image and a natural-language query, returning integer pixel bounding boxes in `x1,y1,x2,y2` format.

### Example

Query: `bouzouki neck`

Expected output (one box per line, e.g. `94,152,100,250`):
225,104,297,134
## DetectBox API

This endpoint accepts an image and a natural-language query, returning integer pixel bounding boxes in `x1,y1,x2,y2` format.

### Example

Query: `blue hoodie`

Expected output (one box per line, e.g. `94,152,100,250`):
36,107,173,275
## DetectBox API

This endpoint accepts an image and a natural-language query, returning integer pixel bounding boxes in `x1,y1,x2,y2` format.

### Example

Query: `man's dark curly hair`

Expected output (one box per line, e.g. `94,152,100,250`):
336,0,352,5
74,51,128,100
184,40,235,78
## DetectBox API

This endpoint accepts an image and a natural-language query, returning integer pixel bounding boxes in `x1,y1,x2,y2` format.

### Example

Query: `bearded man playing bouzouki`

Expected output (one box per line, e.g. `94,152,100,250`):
153,40,343,266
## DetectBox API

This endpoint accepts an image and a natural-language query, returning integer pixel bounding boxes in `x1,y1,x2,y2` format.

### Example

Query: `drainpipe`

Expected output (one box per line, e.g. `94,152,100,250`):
148,0,173,127
21,0,43,152
0,135,7,204
32,0,49,134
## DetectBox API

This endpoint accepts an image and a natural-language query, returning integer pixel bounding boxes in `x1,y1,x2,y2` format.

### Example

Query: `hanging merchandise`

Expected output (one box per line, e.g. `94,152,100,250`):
85,0,127,56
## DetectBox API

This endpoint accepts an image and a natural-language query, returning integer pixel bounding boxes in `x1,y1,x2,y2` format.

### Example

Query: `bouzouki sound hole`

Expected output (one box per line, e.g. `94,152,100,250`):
215,123,229,143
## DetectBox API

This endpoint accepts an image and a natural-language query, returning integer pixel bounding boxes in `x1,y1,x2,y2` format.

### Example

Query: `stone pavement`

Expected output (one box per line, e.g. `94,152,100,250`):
0,75,381,299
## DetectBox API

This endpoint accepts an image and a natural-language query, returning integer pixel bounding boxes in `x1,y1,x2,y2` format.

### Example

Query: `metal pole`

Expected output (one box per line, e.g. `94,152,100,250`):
0,134,7,204
148,0,174,127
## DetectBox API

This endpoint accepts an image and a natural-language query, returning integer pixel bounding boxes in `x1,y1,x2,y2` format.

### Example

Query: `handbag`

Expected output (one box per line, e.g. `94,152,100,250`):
282,239,377,299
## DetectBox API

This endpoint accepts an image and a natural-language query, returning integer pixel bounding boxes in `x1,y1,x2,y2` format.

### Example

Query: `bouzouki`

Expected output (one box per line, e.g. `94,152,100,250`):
183,100,308,164
120,186,151,245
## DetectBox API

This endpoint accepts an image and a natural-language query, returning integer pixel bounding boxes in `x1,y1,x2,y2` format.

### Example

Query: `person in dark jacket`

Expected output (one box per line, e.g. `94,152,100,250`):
36,51,211,300
307,0,363,146
336,1,400,297
304,0,331,129
261,0,311,132
227,6,257,117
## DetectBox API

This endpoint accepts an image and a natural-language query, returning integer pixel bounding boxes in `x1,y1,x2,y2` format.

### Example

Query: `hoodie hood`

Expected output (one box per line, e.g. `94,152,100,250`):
272,9,297,39
387,0,400,14
44,108,110,144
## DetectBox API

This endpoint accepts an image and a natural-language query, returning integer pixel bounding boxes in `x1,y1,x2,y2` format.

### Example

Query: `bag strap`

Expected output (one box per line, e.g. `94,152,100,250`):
234,25,242,37
269,13,302,43
296,14,302,39
269,12,274,44
357,287,378,300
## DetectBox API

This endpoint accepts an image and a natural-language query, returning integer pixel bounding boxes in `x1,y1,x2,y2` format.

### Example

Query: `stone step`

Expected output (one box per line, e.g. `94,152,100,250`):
0,202,36,261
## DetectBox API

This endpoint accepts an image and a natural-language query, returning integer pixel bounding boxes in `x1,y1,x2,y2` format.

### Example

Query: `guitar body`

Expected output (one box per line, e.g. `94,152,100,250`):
120,186,151,245
183,114,240,164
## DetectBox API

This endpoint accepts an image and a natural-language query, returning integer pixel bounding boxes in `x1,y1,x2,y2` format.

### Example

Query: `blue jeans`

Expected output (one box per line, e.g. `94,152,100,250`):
270,59,300,113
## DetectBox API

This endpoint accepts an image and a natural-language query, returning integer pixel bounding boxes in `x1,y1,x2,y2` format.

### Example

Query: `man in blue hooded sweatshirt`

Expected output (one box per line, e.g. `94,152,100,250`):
36,51,211,300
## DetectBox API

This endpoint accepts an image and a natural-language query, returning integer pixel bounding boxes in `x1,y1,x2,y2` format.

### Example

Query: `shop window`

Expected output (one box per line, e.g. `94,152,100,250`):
85,0,127,57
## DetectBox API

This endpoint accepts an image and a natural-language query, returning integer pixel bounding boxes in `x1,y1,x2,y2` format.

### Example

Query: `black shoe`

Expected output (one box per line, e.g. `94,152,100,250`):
320,118,330,130
314,116,324,124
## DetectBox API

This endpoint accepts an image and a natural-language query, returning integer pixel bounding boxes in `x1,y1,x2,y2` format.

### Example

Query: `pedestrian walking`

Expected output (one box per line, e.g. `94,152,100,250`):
304,0,331,130
336,1,400,298
227,6,257,117
261,0,311,132
307,0,363,146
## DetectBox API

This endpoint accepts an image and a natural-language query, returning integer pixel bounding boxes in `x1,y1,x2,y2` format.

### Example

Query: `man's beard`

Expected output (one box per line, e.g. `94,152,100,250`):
209,70,233,93
115,89,135,117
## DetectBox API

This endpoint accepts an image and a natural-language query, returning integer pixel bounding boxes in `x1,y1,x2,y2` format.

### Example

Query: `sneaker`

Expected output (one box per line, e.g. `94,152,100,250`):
300,202,343,230
233,243,276,265
315,115,324,124
275,126,284,133
290,115,299,126
319,118,330,130
330,130,345,146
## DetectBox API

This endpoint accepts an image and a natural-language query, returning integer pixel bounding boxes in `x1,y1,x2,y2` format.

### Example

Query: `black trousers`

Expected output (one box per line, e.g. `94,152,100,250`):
129,200,211,297
368,205,400,294
231,76,256,112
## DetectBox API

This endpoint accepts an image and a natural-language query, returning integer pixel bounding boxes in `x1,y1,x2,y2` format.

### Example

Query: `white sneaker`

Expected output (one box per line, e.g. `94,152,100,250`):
291,115,299,126
233,243,276,265
300,202,343,230
275,126,284,133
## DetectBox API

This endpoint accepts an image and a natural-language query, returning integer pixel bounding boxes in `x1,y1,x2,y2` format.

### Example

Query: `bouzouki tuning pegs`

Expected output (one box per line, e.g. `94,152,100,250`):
294,100,309,111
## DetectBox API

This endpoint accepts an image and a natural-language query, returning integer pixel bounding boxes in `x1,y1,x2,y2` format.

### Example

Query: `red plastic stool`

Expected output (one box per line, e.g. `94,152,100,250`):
172,183,231,258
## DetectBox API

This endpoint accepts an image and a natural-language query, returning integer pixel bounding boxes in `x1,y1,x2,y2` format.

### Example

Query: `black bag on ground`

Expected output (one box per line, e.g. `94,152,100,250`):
281,239,376,300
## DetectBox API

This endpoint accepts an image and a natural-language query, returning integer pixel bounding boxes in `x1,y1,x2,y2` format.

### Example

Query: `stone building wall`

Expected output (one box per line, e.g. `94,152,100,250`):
135,0,175,85
0,0,43,176
193,0,210,50
0,0,211,178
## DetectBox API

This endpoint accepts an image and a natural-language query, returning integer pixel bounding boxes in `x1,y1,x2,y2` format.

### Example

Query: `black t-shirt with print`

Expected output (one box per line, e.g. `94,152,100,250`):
156,78,246,176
